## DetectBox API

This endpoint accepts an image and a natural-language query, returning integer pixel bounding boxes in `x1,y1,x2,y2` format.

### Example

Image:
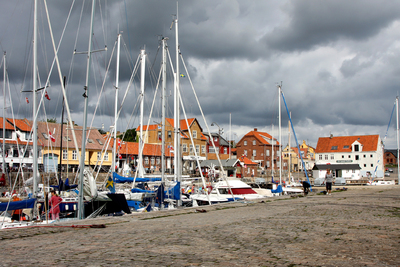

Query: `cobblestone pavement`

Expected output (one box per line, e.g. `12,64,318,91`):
1,185,400,266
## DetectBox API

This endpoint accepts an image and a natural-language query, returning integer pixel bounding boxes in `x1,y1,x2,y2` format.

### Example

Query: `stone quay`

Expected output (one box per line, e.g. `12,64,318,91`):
0,185,399,266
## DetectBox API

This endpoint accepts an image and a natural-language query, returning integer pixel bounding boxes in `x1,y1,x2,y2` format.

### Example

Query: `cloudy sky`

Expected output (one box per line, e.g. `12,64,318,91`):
0,0,400,149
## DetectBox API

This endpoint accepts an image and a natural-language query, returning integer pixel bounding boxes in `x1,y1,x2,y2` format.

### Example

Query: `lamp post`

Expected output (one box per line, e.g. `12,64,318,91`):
211,122,223,137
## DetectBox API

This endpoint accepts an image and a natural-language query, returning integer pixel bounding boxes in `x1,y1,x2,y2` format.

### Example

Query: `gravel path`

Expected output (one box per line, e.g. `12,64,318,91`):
0,185,399,266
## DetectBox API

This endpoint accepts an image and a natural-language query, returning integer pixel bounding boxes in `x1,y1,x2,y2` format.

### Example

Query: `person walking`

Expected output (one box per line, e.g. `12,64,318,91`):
324,169,334,195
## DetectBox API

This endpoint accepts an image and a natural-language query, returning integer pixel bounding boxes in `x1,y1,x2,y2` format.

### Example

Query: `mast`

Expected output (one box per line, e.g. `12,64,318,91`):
58,76,66,184
78,0,96,220
272,124,274,179
138,49,145,178
397,96,399,185
112,33,121,174
32,0,38,198
161,37,168,183
278,84,282,186
174,2,181,205
288,112,291,183
2,52,5,176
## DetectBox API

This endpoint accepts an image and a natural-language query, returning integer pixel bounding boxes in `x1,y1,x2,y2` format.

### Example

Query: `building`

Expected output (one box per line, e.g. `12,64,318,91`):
384,149,397,166
235,128,283,172
113,140,174,175
34,121,112,173
203,132,231,160
315,134,384,178
0,118,38,171
137,118,207,174
283,140,315,172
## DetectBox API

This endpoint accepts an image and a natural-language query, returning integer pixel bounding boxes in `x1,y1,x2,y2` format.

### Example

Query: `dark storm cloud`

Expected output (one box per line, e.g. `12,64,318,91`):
263,0,400,52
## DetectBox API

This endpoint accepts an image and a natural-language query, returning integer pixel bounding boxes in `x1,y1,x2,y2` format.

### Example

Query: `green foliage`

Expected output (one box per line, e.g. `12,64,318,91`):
121,128,137,142
46,118,57,123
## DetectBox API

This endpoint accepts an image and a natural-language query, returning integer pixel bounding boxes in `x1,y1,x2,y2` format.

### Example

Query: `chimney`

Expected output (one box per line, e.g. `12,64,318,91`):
254,128,257,132
330,134,333,139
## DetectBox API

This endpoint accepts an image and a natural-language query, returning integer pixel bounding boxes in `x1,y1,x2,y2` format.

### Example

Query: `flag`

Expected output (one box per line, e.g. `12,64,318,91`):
118,154,122,159
117,139,121,147
45,91,50,100
180,73,186,78
25,97,29,104
105,175,115,193
49,129,55,142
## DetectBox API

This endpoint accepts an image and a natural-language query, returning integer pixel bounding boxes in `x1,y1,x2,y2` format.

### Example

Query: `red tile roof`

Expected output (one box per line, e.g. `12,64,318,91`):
315,135,380,153
243,130,279,145
114,139,173,157
7,118,31,132
238,155,257,165
0,118,15,130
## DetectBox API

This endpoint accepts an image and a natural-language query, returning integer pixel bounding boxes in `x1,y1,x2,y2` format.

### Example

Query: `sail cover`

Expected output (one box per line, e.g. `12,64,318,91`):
113,172,162,183
0,198,36,211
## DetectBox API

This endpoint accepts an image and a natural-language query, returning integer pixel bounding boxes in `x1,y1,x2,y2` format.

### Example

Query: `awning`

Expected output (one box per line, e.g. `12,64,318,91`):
312,164,361,170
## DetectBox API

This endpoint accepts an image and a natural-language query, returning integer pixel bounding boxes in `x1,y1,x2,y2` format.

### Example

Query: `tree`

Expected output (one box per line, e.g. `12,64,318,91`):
47,118,57,123
120,128,137,142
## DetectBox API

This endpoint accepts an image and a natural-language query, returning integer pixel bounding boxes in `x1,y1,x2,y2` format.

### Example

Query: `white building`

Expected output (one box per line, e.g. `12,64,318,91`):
315,134,384,178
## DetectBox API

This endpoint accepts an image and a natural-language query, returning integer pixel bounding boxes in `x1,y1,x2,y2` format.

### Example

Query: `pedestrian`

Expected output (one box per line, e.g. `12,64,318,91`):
324,169,334,195
49,190,62,220
11,194,23,222
302,181,311,196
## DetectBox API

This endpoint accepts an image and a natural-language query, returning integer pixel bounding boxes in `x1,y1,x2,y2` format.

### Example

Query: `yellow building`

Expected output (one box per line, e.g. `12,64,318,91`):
35,121,112,172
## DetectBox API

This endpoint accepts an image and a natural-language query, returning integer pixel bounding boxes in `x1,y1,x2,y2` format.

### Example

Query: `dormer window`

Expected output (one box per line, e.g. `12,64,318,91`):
354,144,359,152
343,145,349,149
331,146,338,150
42,133,48,139
97,139,103,145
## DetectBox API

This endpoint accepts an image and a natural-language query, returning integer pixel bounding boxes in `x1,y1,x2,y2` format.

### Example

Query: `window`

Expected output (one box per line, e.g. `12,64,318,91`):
209,146,215,153
42,133,49,140
182,144,187,152
244,141,247,146
253,140,256,145
88,139,93,143
363,154,366,158
267,161,270,168
253,150,256,157
224,147,227,154
355,155,359,160
331,146,338,150
156,158,160,164
64,136,72,142
72,150,77,160
364,164,367,167
371,164,373,167
330,154,334,160
104,153,109,161
319,155,322,160
97,152,101,161
189,144,193,153
158,131,162,141
324,155,328,160
168,131,172,138
342,155,344,158
193,130,197,139
214,137,218,142
343,145,349,149
196,145,200,154
201,145,206,154
354,144,359,152
145,157,149,164
63,149,68,160
266,150,270,156
348,155,351,158
151,157,155,165
370,154,373,158
96,139,103,145
244,150,247,156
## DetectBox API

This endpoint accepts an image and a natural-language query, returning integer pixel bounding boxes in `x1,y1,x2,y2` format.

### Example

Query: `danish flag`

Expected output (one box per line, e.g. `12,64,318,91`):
49,129,55,142
45,91,50,101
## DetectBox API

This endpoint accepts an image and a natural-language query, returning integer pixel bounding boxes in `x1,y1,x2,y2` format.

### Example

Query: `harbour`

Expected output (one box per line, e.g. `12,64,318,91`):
1,185,399,266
